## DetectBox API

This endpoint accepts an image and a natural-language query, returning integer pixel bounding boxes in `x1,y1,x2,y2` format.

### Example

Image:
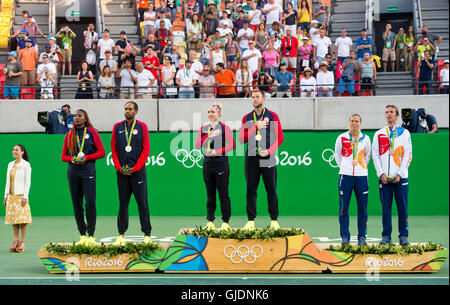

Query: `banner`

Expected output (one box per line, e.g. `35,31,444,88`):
0,131,448,216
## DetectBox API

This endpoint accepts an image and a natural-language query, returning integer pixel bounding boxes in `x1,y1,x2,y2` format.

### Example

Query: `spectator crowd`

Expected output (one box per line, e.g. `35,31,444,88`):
1,1,448,100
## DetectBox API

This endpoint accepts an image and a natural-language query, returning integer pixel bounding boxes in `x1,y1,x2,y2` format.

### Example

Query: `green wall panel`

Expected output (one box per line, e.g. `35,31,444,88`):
0,131,448,217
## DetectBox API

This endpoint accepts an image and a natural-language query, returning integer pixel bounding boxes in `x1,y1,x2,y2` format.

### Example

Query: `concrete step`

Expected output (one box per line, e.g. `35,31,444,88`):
104,16,137,25
15,1,49,15
14,15,49,25
105,25,138,35
332,13,365,22
102,0,135,4
334,1,366,13
375,88,415,96
421,10,449,19
102,3,136,15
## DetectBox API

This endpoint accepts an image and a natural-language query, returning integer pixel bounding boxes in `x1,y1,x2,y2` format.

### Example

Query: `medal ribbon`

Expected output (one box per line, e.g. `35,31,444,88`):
124,120,137,147
386,126,397,151
349,132,359,160
253,108,266,152
76,127,87,154
206,126,214,152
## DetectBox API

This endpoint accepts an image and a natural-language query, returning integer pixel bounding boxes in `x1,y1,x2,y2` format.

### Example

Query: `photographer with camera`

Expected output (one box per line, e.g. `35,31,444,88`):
155,20,172,50
83,24,99,57
38,104,74,134
281,28,298,74
337,50,358,96
414,36,435,63
56,25,76,75
312,0,330,30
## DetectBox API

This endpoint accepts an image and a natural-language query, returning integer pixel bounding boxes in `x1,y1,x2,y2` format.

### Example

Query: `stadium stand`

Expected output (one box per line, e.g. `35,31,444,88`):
0,0,448,99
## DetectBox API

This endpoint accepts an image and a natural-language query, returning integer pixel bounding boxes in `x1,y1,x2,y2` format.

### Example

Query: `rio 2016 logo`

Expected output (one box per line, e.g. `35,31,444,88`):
106,152,166,167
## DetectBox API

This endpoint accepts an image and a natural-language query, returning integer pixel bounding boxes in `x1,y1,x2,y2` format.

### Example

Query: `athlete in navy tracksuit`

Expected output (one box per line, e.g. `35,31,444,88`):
195,104,236,230
239,89,284,230
334,114,371,245
372,105,413,246
111,101,152,244
61,109,105,244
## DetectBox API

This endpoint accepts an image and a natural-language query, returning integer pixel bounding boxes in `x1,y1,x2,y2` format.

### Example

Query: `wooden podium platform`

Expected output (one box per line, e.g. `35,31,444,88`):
38,229,449,274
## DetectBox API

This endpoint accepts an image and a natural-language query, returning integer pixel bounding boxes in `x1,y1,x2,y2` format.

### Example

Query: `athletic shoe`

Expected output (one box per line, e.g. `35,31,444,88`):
341,237,350,246
379,236,392,245
358,237,367,246
270,220,280,230
242,221,255,231
205,221,215,230
113,235,126,246
219,222,230,231
399,236,409,246
76,235,87,245
143,236,152,244
86,236,98,246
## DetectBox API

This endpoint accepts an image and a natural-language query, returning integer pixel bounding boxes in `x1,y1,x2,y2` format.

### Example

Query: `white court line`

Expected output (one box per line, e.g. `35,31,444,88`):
0,276,448,280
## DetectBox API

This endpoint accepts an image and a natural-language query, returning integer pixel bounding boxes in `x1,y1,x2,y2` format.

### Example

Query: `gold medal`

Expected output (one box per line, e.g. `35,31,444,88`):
255,134,262,141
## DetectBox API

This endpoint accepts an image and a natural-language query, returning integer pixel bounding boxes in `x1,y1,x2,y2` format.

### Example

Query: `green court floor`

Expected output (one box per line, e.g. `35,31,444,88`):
0,216,448,285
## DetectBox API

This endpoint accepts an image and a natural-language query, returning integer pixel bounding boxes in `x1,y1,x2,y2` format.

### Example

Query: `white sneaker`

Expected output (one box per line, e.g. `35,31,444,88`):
113,235,126,246
270,220,280,230
205,221,215,230
242,221,255,231
219,222,230,231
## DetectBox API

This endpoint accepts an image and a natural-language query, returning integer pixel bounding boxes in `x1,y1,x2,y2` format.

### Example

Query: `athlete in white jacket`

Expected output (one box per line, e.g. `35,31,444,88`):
372,105,412,246
334,114,371,245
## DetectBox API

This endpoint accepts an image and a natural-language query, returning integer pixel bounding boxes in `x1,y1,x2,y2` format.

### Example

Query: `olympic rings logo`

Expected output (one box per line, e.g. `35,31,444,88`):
322,149,339,168
223,245,263,264
175,149,204,168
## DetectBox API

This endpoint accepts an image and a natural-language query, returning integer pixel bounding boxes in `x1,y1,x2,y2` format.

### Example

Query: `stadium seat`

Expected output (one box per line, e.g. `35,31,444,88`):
21,87,36,99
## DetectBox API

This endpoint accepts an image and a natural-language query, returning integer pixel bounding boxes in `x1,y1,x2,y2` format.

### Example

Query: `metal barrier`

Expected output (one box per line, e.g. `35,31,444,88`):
1,81,448,100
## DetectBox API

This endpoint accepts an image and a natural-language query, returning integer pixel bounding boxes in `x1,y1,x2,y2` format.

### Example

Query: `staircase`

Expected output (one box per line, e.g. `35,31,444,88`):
101,0,142,62
375,72,415,96
14,1,50,50
420,0,449,59
329,0,368,43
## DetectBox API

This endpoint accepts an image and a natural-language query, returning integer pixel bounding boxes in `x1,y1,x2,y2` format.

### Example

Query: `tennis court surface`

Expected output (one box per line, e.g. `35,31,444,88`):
0,215,448,285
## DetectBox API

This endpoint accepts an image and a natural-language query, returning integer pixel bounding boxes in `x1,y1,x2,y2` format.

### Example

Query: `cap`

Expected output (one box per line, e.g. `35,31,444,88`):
20,29,29,34
279,62,286,66
146,44,154,50
361,28,367,31
303,67,312,73
26,38,33,43
104,49,111,53
302,36,309,40
185,59,193,64
208,0,215,4
27,14,33,18
120,31,127,35
8,51,17,58
320,61,328,66
236,4,242,7
311,20,319,24
42,53,49,58
45,43,51,49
